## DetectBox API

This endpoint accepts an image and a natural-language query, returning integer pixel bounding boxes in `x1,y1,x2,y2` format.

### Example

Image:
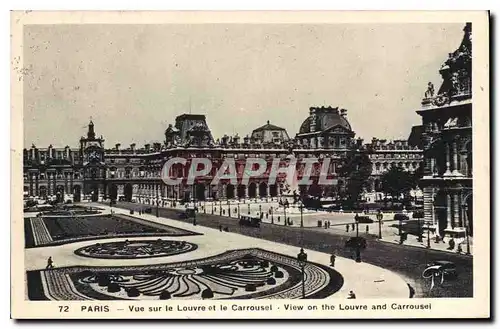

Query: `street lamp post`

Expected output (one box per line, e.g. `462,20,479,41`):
398,216,402,237
297,248,308,299
237,202,240,219
283,202,287,226
248,203,250,215
426,223,431,249
228,200,231,217
271,207,274,224
376,210,383,239
300,201,304,228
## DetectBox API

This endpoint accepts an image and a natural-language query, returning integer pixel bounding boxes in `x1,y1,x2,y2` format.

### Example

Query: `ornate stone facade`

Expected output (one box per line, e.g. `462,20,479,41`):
417,23,473,238
24,106,423,205
365,138,423,192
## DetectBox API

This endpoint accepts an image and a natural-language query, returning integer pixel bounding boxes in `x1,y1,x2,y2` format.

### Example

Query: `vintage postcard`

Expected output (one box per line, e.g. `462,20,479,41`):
11,11,490,319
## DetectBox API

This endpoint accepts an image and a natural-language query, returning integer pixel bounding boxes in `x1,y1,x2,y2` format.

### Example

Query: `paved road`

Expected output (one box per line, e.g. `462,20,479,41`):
112,202,473,298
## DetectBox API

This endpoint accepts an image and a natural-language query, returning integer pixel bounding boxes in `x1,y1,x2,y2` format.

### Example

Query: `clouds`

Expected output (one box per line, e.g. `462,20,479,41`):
23,23,464,147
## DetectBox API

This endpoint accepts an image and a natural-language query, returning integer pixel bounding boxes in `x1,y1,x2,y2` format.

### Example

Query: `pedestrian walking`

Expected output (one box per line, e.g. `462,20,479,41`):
346,224,349,232
219,224,223,232
330,253,336,267
46,257,54,270
448,238,456,250
351,223,355,231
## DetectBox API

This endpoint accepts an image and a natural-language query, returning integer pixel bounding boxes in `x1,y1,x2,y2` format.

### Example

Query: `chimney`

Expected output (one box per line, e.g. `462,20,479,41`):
144,143,150,151
115,143,121,150
340,109,347,117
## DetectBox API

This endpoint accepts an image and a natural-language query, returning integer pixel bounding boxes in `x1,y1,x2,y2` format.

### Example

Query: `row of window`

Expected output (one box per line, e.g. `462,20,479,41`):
24,172,82,180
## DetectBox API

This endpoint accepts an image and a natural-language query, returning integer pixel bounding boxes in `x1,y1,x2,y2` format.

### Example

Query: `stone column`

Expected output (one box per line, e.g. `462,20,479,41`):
222,184,227,199
446,192,453,230
35,174,39,196
53,173,57,196
70,172,74,194
423,187,434,226
444,143,452,176
452,141,460,176
47,173,52,196
453,192,460,228
64,173,68,194
431,192,438,235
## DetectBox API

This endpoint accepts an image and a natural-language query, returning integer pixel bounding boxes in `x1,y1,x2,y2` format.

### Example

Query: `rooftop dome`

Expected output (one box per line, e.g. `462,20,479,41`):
298,106,352,134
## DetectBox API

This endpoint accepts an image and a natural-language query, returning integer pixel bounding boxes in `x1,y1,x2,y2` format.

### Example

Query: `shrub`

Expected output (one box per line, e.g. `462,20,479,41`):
245,284,257,292
126,287,140,297
201,288,214,299
266,277,276,285
159,290,171,300
270,265,278,272
274,271,284,278
107,283,120,293
97,274,110,287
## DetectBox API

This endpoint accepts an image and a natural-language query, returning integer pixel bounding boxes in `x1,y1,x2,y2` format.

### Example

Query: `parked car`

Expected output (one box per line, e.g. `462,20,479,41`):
239,214,261,228
355,215,374,224
394,213,410,221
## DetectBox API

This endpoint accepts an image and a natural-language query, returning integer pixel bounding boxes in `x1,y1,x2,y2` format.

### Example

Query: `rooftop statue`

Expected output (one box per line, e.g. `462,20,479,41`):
424,82,435,99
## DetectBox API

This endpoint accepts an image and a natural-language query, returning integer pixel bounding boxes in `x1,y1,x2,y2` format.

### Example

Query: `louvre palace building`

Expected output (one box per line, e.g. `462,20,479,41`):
416,23,473,239
23,106,423,206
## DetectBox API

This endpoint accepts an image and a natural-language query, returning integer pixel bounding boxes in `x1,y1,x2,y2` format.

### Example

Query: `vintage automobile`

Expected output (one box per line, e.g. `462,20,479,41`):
239,214,261,228
354,215,374,224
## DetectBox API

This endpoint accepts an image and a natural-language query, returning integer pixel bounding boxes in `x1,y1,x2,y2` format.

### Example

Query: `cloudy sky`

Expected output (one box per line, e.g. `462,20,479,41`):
23,23,464,148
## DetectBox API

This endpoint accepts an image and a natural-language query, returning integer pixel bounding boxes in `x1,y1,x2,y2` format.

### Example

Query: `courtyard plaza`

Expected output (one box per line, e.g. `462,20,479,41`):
24,204,411,300
150,199,473,255
109,200,473,298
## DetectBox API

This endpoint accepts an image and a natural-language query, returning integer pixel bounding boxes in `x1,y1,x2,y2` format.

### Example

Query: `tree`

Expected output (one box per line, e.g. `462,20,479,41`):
380,166,415,201
338,149,372,206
